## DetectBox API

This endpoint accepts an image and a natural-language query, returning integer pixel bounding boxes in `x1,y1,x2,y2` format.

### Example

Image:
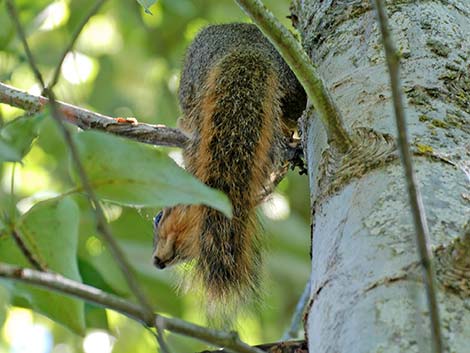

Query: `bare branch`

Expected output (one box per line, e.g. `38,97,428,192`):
160,316,265,353
47,0,107,91
8,166,47,271
282,280,311,340
155,324,172,353
6,0,154,318
0,82,305,171
0,263,265,353
371,1,443,352
0,82,188,148
199,340,307,353
0,262,148,322
4,264,140,324
234,0,352,153
11,229,46,271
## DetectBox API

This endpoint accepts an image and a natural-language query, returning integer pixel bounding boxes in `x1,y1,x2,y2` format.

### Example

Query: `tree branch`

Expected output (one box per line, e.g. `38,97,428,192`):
0,81,302,174
0,82,188,148
234,0,352,153
155,324,172,353
282,280,311,340
0,263,265,353
0,262,148,321
200,340,307,353
371,1,443,352
10,229,46,271
6,0,154,318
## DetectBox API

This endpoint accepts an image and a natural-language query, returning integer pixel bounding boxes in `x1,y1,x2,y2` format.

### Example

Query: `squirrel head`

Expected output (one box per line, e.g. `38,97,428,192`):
152,205,201,269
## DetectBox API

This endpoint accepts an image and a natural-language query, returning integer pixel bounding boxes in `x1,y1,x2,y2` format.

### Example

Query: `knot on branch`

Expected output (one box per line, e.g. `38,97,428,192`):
434,235,470,297
317,127,398,201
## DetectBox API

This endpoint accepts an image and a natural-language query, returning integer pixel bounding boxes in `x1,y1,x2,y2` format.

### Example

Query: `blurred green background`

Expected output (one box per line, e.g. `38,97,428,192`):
0,0,310,352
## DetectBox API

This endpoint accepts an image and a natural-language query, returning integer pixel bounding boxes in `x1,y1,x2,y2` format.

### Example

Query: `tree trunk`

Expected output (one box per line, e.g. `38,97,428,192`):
291,0,470,352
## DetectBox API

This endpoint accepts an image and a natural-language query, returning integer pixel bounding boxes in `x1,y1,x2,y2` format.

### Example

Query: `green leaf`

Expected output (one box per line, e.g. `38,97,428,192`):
85,303,109,331
0,218,5,233
0,115,44,163
77,234,130,297
0,197,86,334
0,139,21,162
0,10,14,48
163,0,196,16
0,285,11,328
136,0,157,14
73,131,232,217
78,258,117,295
75,200,133,297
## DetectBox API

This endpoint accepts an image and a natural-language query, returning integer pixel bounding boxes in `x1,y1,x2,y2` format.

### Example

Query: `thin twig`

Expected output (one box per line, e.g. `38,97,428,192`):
5,0,45,88
0,262,148,322
0,81,302,171
371,1,443,352
0,82,188,148
47,0,107,90
0,263,264,353
154,316,172,353
51,86,155,318
9,163,16,224
282,280,311,340
6,0,154,318
162,316,264,353
144,326,171,353
11,229,45,271
234,0,352,153
199,340,307,353
8,164,45,271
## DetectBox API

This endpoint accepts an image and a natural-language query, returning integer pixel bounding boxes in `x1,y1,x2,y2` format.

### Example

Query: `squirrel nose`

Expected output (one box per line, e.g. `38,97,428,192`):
153,257,166,269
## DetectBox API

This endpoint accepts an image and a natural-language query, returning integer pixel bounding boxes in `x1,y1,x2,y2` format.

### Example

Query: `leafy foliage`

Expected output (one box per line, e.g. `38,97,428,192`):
0,114,43,163
74,131,232,216
0,198,85,333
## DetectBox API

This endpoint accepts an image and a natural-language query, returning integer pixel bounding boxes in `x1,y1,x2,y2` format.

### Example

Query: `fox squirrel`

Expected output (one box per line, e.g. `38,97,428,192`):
152,23,306,318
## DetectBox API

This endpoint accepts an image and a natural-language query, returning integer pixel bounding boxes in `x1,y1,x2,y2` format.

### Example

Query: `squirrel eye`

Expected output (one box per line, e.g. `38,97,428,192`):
154,211,163,229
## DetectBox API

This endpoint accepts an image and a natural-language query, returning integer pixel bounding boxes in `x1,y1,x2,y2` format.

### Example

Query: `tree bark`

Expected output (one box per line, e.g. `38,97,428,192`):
292,0,470,352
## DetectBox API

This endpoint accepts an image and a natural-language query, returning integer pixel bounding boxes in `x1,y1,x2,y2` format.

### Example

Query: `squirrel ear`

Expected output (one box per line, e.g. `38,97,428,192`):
154,211,163,230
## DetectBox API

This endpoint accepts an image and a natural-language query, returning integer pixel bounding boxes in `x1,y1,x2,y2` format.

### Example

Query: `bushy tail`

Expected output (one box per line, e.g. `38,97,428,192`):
189,50,283,319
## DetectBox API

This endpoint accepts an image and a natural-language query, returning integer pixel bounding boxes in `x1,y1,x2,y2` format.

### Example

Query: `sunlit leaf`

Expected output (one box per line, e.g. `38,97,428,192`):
0,197,86,334
15,0,51,13
73,131,232,217
0,114,44,163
